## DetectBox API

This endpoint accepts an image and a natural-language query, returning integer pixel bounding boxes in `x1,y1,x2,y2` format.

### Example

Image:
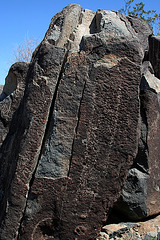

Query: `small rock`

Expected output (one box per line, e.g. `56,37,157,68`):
121,231,142,240
144,231,157,240
96,231,109,240
102,223,128,238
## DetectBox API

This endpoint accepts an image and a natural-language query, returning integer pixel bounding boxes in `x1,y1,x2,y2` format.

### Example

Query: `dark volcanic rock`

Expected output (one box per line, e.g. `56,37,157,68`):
20,48,141,240
143,90,160,216
0,62,29,145
0,44,66,239
19,7,144,240
36,51,88,179
112,68,160,221
149,35,160,79
0,4,158,240
126,15,152,52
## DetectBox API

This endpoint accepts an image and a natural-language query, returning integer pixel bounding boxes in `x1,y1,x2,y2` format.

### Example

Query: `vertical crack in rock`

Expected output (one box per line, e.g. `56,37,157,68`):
110,91,150,221
32,6,95,180
55,55,142,239
110,68,160,221
34,51,88,179
67,78,87,177
132,91,149,174
17,51,89,239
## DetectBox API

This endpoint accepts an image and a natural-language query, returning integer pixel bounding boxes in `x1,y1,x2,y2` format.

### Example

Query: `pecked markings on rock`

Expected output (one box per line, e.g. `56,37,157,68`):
34,5,95,179
18,7,145,240
112,60,160,221
19,51,89,240
36,51,88,179
57,55,141,240
0,4,154,240
143,89,160,217
0,4,91,240
0,43,66,240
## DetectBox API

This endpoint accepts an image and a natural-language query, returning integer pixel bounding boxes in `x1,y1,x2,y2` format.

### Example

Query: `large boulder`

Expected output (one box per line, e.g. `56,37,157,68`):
0,4,158,240
111,60,160,221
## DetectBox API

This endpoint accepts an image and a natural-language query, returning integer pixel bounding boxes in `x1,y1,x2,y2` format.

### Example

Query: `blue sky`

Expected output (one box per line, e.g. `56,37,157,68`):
0,0,159,85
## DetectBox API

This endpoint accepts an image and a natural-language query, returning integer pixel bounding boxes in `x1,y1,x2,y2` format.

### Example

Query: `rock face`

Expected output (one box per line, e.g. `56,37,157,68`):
149,35,160,79
0,4,159,240
0,62,29,145
112,59,160,221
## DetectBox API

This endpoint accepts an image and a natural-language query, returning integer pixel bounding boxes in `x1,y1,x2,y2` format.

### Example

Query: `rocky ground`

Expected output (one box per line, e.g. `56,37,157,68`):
97,215,160,240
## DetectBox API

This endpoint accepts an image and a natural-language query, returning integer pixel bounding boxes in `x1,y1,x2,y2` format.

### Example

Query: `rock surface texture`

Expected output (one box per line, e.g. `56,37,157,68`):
112,56,160,221
0,62,29,145
0,4,159,240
